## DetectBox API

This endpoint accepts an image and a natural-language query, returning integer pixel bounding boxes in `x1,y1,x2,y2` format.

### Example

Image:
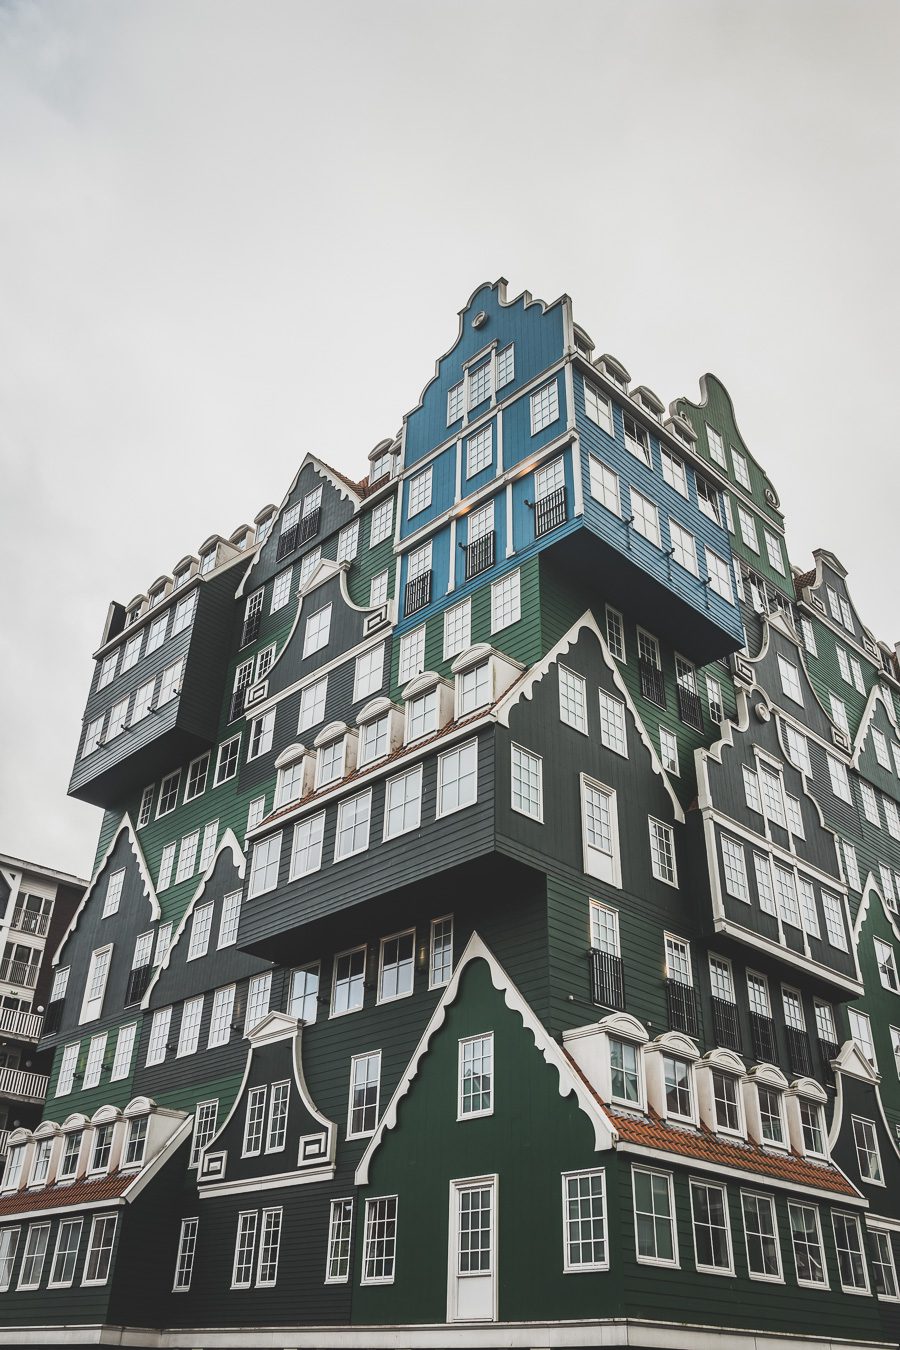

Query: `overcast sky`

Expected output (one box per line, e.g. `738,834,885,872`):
2,0,898,880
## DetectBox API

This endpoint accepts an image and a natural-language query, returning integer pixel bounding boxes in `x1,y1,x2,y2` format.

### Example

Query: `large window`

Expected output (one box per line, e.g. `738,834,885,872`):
832,1212,869,1293
438,741,478,816
384,767,422,839
248,834,282,897
459,1034,493,1118
83,1214,117,1286
741,1192,781,1281
173,1217,199,1292
48,1217,82,1289
852,1117,884,1184
290,812,325,879
788,1203,827,1287
430,916,453,988
378,931,415,1002
18,1223,50,1290
348,1052,381,1138
558,665,587,733
511,744,543,820
632,1168,677,1266
562,1170,608,1271
334,790,372,860
326,1199,354,1284
581,776,620,886
331,947,366,1017
362,1196,398,1285
690,1181,733,1274
303,603,332,658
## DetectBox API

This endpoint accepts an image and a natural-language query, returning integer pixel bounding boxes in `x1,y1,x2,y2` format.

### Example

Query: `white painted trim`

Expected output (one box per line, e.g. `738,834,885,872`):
197,1164,335,1199
52,815,159,967
354,933,616,1185
616,1141,864,1206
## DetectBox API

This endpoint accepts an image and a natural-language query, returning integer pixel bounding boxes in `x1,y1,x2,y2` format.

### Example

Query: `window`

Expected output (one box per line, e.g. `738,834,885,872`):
723,837,750,901
334,789,372,860
0,1229,18,1291
605,605,625,661
247,709,275,761
398,627,425,685
664,934,692,987
29,1138,53,1186
406,689,437,741
348,1052,381,1137
248,834,282,897
80,945,112,1023
379,931,415,1002
265,1081,290,1153
56,1042,79,1096
742,765,762,814
354,644,385,702
663,1056,693,1120
443,599,471,660
496,343,514,387
177,996,204,1058
827,754,852,803
173,1217,198,1293
849,1008,876,1067
860,780,880,826
833,1212,869,1293
562,1170,607,1271
182,755,210,806
98,652,118,690
447,381,464,424
869,1228,899,1300
303,603,332,657
331,947,366,1016
190,1100,219,1169
362,1196,397,1284
649,819,677,886
690,1181,733,1274
48,1217,82,1289
530,379,559,433
872,726,891,769
800,1102,824,1159
796,876,818,935
598,689,627,756
705,424,726,467
82,714,105,757
581,776,620,885
430,916,453,988
326,1200,354,1283
101,868,125,919
468,500,493,543
830,695,849,736
157,659,183,706
709,954,735,1003
146,1007,172,1066
783,723,811,776
207,985,235,1049
369,570,389,608
154,923,172,965
843,840,861,890
880,864,897,910
145,613,168,655
175,831,199,884
741,1192,781,1281
610,1037,641,1105
369,499,393,546
853,1117,884,1183
659,447,687,496
459,1034,493,1117
558,665,587,733
736,505,759,553
511,744,543,820
157,770,181,817
837,646,853,685
298,676,327,734
659,727,679,774
243,1088,267,1157
799,616,818,656
584,380,613,434
245,972,272,1031
632,1168,677,1266
588,456,620,514
491,570,521,632
214,735,240,786
467,425,492,476
760,764,787,828
784,1202,828,1288
288,964,319,1023
468,358,492,408
875,937,899,992
215,890,242,950
712,1070,742,1133
123,1115,148,1167
457,660,491,715
18,1223,50,1290
137,784,155,829
437,740,478,816
316,735,344,786
730,447,751,489
408,466,432,517
696,476,722,524
82,1033,107,1090
629,489,660,546
706,676,724,724
336,520,359,564
705,550,734,602
782,986,805,1033
106,696,129,740
668,519,698,575
84,1214,116,1288
286,811,324,880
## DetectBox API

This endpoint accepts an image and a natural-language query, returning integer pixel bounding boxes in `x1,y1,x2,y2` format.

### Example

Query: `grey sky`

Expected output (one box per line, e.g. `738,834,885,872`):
2,0,898,878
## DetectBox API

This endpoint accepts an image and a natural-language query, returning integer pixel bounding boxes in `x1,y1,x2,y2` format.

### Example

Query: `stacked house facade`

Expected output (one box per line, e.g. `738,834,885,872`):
1,279,900,1348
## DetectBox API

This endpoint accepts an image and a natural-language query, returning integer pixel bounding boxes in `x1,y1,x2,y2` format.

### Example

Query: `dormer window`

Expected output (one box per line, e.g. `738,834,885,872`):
457,661,491,716
712,1070,742,1134
610,1038,642,1106
2,1146,24,1191
316,737,344,787
148,582,168,609
90,1124,114,1173
407,690,437,741
57,1130,83,1181
663,1056,694,1122
800,1099,825,1154
359,716,389,766
370,450,392,482
126,603,143,627
29,1139,52,1187
275,749,307,808
123,1117,148,1168
757,1085,785,1146
199,548,216,576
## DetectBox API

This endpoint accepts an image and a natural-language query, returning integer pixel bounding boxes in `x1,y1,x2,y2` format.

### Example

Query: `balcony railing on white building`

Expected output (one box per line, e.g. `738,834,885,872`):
0,958,39,988
0,1130,10,1156
10,908,49,938
0,1067,49,1103
0,1008,42,1041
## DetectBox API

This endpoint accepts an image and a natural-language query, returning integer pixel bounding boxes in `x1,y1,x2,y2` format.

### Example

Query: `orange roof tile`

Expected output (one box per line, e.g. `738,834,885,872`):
0,1170,131,1217
794,568,817,597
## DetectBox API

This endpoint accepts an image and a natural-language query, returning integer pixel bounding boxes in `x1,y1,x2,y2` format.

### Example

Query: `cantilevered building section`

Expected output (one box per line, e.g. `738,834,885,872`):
1,279,900,1349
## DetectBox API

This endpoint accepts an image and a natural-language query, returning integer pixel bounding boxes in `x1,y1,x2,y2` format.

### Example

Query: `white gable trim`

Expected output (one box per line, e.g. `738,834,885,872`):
52,815,159,967
354,932,616,1186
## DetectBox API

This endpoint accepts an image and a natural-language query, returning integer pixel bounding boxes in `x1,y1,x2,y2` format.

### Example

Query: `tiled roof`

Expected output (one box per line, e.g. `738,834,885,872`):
794,567,817,597
564,1053,859,1198
0,1170,131,1218
316,456,367,498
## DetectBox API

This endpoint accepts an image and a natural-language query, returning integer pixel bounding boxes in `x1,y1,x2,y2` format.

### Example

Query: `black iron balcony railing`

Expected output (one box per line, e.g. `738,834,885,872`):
639,659,666,709
817,1037,839,1068
240,611,262,649
276,524,299,562
676,684,704,731
786,1026,812,1077
404,571,432,617
125,965,153,1007
43,1001,64,1037
589,949,625,1011
465,531,495,581
229,688,247,723
666,978,699,1037
749,1012,776,1062
534,486,567,538
711,997,741,1051
10,908,49,937
297,508,321,546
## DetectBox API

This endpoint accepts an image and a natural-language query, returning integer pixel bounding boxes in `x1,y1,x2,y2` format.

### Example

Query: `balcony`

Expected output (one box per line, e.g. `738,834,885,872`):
229,687,247,723
676,684,704,731
405,571,432,617
10,909,49,938
749,1012,776,1062
0,1130,9,1157
465,531,495,581
275,508,320,562
666,978,699,1037
711,997,741,1051
0,959,39,989
0,1008,42,1042
589,949,625,1010
0,1067,48,1104
534,486,567,538
125,965,152,1007
42,1001,63,1037
785,1026,812,1077
240,611,262,649
639,659,666,709
69,568,238,809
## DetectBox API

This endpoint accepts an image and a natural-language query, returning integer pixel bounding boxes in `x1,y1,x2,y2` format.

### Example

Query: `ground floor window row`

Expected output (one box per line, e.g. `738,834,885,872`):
0,1214,117,1292
170,1171,899,1299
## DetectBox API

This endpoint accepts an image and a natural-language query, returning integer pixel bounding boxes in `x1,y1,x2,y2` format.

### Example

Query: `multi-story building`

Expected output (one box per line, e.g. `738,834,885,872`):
0,855,85,1156
0,279,899,1349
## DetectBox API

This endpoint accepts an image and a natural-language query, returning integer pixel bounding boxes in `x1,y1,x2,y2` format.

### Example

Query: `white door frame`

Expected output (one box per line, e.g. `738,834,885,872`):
446,1173,498,1323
